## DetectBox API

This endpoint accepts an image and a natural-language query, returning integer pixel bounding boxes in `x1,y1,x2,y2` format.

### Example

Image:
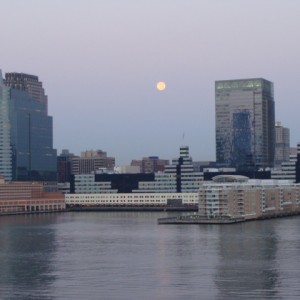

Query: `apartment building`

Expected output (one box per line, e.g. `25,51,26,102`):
198,175,300,220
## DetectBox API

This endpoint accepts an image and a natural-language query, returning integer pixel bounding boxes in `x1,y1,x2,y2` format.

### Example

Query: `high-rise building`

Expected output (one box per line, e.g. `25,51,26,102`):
215,78,275,169
0,70,57,181
274,121,290,168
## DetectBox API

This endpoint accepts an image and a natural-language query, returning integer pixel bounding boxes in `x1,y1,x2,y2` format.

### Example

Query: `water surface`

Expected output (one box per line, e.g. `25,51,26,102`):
0,212,300,299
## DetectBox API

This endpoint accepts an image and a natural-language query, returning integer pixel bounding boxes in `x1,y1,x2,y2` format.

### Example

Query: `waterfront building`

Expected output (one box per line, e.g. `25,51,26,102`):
71,173,154,194
131,156,169,173
215,78,275,169
275,122,290,168
198,175,300,220
0,70,57,181
0,176,65,214
71,149,115,175
65,192,198,208
73,174,117,194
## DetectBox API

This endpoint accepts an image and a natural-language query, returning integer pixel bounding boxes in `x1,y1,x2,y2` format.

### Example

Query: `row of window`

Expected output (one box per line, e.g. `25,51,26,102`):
67,195,197,200
67,199,197,204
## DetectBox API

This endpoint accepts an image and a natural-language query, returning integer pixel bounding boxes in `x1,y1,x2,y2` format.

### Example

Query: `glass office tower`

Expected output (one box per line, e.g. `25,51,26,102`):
215,78,275,169
0,71,12,180
0,71,57,181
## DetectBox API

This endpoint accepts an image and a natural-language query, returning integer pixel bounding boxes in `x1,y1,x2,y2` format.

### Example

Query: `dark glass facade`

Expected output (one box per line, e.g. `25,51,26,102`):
70,173,155,193
231,110,252,168
57,157,72,183
0,71,57,181
215,78,275,169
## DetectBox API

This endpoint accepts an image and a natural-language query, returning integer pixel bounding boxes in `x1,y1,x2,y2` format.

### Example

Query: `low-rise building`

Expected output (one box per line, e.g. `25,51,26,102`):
65,192,198,208
198,175,300,220
0,177,65,214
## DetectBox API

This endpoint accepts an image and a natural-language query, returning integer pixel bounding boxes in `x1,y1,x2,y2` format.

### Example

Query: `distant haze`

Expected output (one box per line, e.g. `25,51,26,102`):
1,0,300,164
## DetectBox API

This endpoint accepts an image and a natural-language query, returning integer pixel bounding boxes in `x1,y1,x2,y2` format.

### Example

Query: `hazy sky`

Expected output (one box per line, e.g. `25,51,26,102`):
1,0,300,165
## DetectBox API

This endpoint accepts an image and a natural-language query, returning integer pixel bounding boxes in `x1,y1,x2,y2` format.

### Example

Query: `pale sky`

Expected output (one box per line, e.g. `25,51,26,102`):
1,0,300,165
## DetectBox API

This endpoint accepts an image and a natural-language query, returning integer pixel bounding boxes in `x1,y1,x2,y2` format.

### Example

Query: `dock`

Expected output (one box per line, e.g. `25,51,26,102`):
157,214,245,225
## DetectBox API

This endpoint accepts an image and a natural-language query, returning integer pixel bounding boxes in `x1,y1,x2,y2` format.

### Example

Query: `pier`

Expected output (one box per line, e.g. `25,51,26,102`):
158,214,245,225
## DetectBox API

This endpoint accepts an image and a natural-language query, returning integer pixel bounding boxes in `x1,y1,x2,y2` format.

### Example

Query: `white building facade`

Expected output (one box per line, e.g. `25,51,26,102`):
65,192,198,207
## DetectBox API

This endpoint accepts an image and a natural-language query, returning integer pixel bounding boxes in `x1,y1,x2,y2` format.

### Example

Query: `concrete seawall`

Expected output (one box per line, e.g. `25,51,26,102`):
158,211,300,225
69,206,198,212
158,215,245,224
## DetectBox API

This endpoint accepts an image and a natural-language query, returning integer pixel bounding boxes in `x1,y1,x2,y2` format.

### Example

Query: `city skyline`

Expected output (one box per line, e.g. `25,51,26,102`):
1,1,300,165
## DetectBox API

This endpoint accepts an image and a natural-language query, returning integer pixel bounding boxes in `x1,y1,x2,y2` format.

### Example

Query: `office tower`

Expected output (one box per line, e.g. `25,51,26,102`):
215,78,275,169
0,70,57,181
274,122,290,167
0,72,12,179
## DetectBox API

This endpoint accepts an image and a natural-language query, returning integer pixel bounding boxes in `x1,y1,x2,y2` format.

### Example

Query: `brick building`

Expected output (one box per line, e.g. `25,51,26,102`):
0,177,65,214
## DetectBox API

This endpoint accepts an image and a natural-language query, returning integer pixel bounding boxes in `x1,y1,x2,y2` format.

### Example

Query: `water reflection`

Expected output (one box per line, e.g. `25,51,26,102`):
1,212,300,299
214,221,279,299
0,214,58,300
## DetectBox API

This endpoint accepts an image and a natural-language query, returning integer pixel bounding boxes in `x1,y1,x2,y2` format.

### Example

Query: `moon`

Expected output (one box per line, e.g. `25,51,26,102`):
156,81,166,91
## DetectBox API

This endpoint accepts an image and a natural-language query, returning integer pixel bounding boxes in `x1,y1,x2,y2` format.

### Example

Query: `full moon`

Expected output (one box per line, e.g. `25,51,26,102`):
156,81,166,91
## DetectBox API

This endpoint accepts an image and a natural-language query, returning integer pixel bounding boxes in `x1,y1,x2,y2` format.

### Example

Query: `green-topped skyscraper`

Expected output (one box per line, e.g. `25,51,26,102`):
215,78,275,170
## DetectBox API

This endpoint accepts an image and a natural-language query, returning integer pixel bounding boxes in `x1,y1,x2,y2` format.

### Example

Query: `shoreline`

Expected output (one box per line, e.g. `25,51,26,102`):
0,206,198,217
158,211,300,225
69,206,198,212
2,207,300,225
0,209,67,217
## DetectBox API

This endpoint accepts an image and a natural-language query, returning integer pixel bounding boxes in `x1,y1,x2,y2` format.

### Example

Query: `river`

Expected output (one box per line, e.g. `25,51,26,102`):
0,212,300,299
